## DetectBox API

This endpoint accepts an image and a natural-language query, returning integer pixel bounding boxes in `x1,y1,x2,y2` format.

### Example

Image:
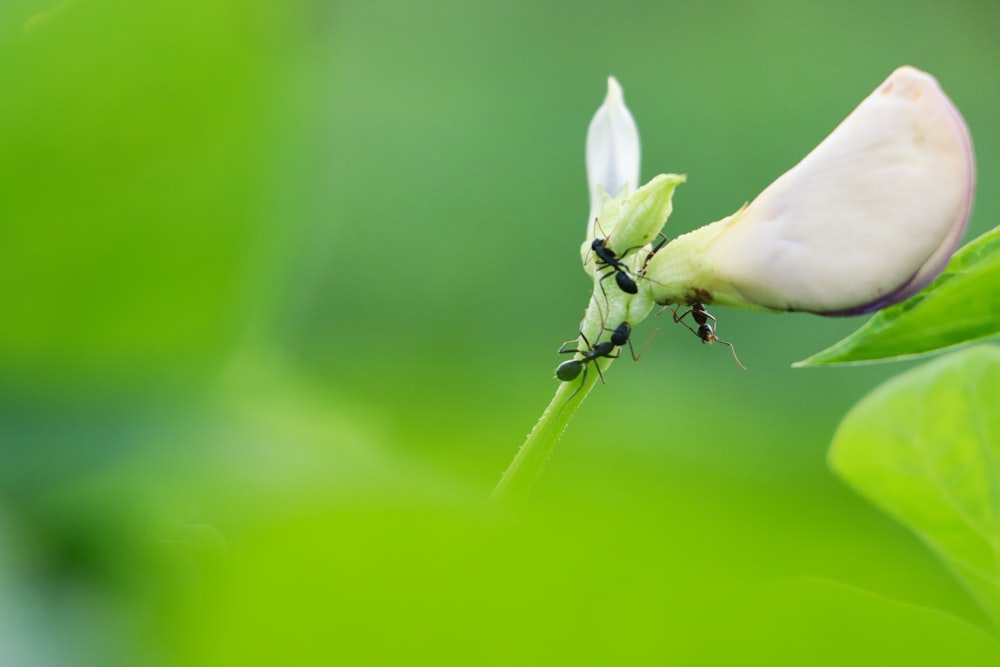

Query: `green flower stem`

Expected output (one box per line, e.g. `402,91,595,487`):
489,354,608,507
491,288,654,506
490,173,678,505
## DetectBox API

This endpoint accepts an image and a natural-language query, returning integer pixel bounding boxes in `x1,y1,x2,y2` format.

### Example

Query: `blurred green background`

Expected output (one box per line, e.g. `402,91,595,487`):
2,0,999,664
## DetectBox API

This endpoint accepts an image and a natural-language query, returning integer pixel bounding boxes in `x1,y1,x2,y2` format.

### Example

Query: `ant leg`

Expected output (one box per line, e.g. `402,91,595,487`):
593,273,614,329
592,349,620,384
596,266,615,299
594,361,607,384
595,269,619,325
671,306,693,324
630,328,659,361
669,307,700,337
616,244,644,261
651,232,669,253
597,265,624,286
639,233,669,275
563,361,588,405
716,338,747,370
558,330,592,355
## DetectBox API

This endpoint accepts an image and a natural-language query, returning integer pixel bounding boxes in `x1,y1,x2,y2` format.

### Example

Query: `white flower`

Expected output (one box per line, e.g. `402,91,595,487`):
580,79,682,275
644,66,975,315
585,76,640,242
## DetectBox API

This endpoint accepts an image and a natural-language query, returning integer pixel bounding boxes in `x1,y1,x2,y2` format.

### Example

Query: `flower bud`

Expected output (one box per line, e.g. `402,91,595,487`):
645,66,975,315
585,76,640,241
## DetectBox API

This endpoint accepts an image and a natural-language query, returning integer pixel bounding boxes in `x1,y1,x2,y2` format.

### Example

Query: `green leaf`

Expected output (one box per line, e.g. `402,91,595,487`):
830,345,1000,627
796,226,1000,366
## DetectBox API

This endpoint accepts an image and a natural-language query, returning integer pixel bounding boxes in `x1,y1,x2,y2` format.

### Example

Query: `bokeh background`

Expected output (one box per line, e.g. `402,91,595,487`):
2,0,999,664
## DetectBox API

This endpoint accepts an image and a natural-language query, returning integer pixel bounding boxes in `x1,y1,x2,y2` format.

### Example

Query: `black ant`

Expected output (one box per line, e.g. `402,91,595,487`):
670,303,746,370
591,229,670,298
591,237,639,295
556,321,637,403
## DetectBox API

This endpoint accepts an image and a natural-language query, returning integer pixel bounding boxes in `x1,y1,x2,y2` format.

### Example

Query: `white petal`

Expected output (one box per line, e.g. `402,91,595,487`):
586,77,640,226
703,66,974,314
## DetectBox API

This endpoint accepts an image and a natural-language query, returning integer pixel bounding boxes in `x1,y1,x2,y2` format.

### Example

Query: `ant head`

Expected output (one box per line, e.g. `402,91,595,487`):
591,238,606,251
556,359,583,382
697,323,717,343
609,322,631,347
